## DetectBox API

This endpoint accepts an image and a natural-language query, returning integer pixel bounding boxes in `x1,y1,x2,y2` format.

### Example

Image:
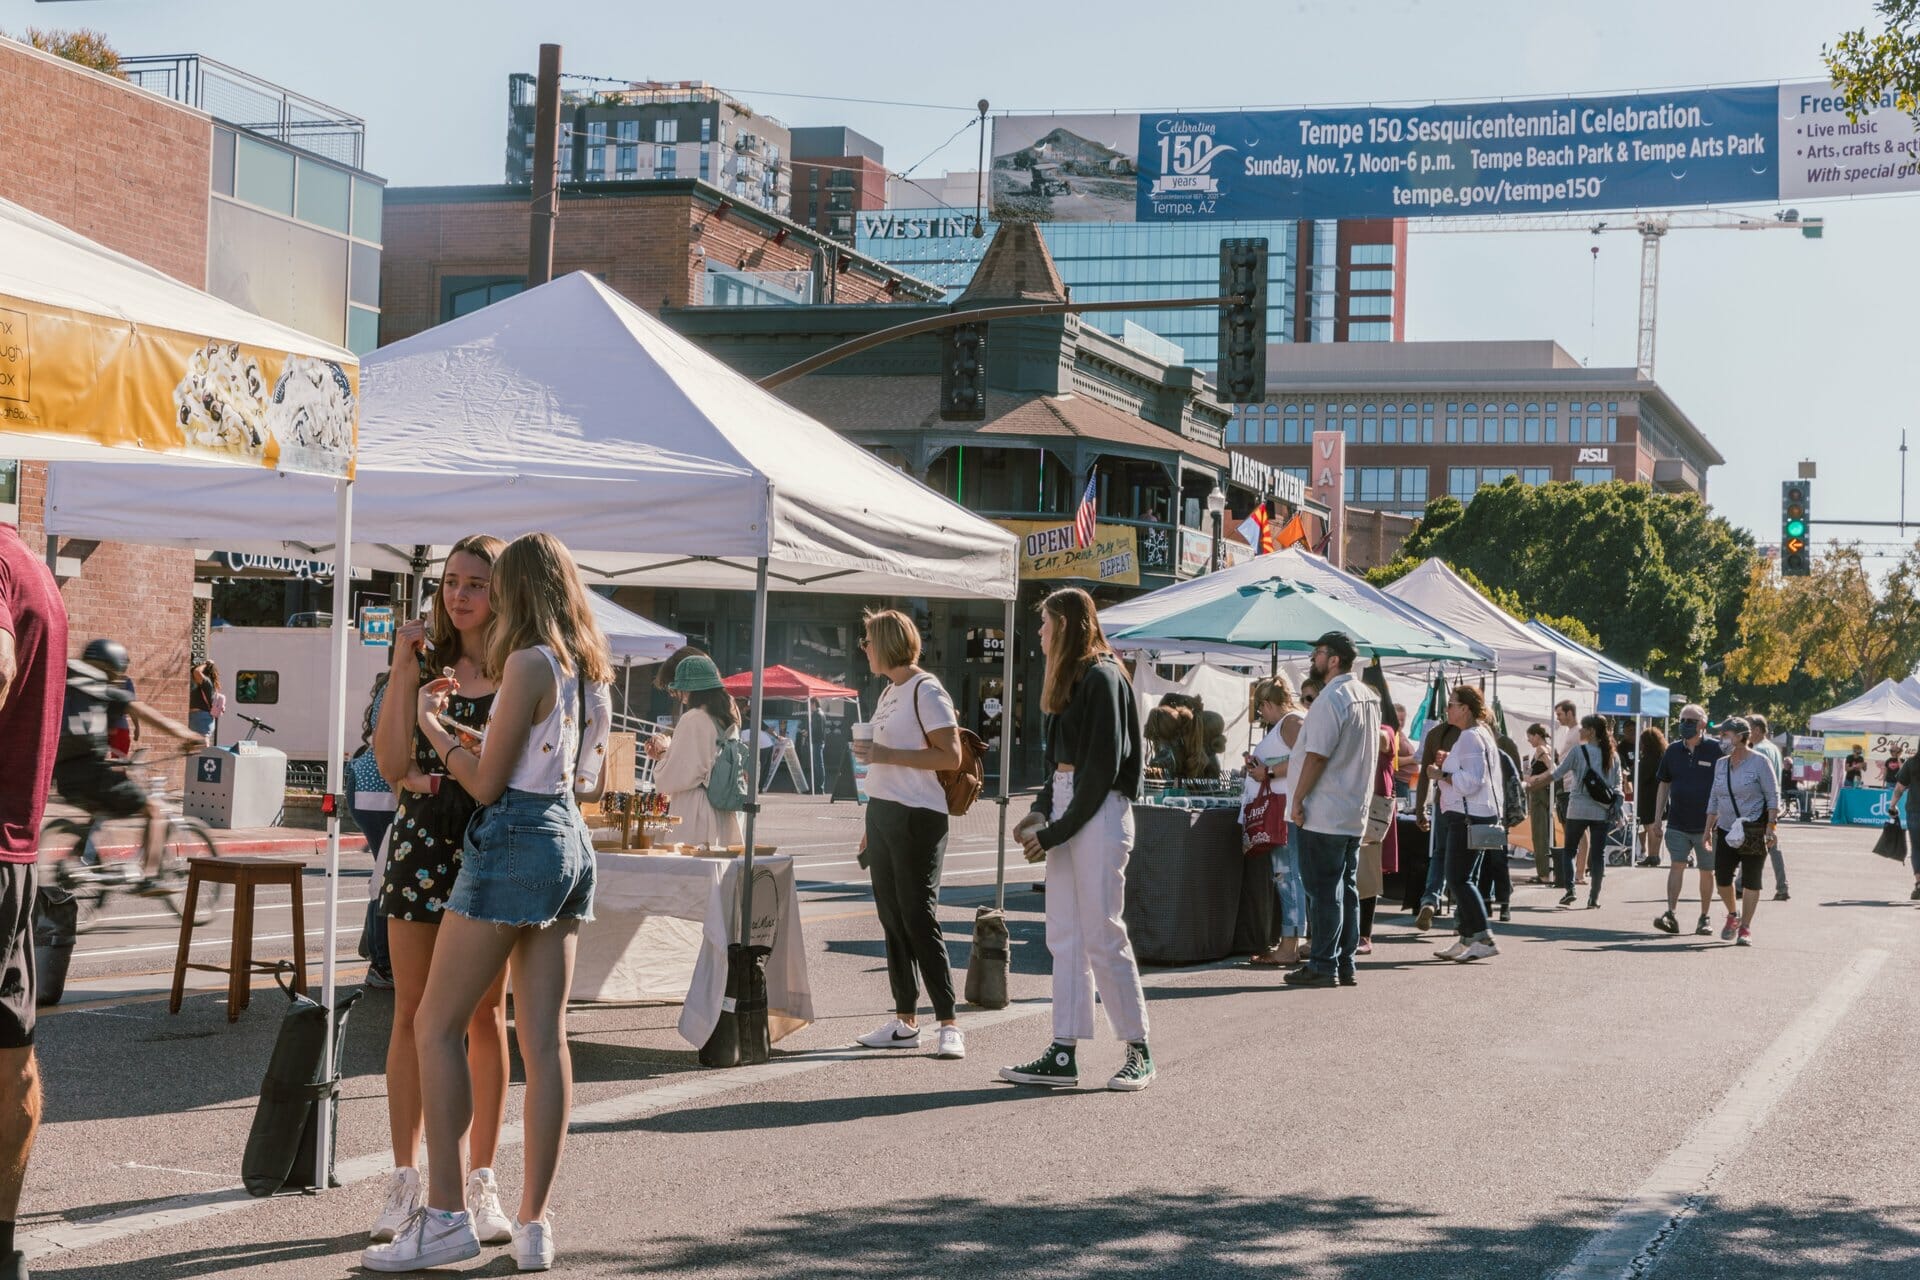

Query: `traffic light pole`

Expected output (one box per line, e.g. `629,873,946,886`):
757,293,1249,390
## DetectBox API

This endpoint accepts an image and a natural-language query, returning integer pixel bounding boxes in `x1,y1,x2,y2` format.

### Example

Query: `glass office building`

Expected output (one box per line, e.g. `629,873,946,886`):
856,215,1297,370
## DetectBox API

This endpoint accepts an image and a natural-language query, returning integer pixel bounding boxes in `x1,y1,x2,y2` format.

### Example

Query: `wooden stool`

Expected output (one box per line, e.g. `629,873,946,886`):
169,856,308,1022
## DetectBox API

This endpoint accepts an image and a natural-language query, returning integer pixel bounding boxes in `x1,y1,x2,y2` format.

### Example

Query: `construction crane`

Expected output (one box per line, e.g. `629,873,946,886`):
1409,207,1824,378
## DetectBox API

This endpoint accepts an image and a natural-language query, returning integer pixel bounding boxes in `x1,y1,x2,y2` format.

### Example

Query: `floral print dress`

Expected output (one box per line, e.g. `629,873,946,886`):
378,690,495,924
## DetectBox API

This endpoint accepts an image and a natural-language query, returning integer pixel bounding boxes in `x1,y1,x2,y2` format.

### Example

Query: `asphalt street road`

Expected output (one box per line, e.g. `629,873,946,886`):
22,799,1920,1279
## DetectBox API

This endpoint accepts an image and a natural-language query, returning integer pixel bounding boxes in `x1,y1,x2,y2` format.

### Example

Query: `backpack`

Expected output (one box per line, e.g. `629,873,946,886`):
1579,744,1621,810
909,674,989,817
1496,746,1528,829
705,724,751,813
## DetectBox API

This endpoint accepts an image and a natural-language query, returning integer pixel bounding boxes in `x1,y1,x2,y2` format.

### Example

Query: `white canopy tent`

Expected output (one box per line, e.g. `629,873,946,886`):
1808,677,1920,734
47,271,1020,1080
590,592,685,665
1381,559,1598,728
0,196,360,1188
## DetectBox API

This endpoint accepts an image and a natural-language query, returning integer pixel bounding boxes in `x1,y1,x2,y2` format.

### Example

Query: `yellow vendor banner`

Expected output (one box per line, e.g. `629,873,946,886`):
997,519,1140,586
0,296,358,479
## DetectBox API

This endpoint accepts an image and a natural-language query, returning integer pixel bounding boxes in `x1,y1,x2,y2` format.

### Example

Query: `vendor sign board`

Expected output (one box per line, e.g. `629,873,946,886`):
997,519,1139,586
0,299,357,478
1790,735,1825,783
991,81,1920,223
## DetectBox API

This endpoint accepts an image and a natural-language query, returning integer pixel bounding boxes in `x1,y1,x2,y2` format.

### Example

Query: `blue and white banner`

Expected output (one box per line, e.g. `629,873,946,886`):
990,82,1920,222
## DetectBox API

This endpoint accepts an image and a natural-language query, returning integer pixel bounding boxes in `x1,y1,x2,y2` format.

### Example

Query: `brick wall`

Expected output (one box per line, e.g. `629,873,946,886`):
1,37,210,718
381,185,913,345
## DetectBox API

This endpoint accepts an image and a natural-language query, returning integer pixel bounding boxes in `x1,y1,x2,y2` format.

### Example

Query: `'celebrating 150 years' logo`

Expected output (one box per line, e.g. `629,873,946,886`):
1150,119,1236,203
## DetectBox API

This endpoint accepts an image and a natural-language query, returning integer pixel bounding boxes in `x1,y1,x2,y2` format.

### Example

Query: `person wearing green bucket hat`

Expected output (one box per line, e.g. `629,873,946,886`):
644,649,745,849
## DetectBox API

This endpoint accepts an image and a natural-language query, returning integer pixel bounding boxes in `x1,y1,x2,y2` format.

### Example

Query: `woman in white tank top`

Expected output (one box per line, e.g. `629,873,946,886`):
1243,675,1307,967
366,533,612,1275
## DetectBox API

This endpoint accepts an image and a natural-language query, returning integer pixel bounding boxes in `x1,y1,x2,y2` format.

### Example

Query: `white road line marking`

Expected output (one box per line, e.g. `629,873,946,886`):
21,999,1055,1262
121,1163,231,1179
1554,947,1890,1280
76,924,352,960
81,895,371,927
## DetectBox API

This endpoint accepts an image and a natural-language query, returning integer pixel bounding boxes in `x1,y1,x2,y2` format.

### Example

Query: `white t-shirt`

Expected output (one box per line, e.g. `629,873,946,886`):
1293,673,1382,838
864,673,959,814
1242,714,1302,805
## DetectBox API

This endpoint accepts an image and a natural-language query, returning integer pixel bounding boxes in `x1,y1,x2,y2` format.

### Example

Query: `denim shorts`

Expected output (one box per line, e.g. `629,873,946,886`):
451,789,596,927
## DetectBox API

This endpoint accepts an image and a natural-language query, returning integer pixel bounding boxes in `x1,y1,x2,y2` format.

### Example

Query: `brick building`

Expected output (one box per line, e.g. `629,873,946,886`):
2,36,385,722
2,39,213,719
378,179,942,344
1229,340,1724,520
790,126,888,243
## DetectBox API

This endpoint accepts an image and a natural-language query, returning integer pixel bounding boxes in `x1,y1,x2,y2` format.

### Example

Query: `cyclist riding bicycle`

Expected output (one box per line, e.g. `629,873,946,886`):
53,640,201,894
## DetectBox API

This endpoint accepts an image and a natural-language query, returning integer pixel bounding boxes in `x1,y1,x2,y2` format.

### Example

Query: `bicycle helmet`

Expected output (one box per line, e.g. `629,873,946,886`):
82,638,129,674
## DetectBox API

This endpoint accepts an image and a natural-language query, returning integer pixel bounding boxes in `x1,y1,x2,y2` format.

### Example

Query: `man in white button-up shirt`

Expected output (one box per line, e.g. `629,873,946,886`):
1286,630,1381,988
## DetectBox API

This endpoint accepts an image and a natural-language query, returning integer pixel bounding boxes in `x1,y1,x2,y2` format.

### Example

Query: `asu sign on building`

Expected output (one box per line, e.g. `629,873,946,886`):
996,519,1139,587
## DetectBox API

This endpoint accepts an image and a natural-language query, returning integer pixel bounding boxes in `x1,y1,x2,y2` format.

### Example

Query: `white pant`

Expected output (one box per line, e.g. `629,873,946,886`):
1045,776,1149,1045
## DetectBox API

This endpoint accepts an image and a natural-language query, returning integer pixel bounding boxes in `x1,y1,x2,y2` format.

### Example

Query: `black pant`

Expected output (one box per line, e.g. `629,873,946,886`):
865,797,956,1022
1476,847,1511,907
1560,818,1610,903
1441,812,1496,937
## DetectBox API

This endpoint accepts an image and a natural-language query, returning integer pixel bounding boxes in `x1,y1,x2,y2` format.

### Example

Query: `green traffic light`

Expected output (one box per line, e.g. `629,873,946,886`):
1785,519,1807,538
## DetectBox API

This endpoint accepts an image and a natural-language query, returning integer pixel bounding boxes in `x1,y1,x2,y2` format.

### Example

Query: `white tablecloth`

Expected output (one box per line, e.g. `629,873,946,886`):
573,853,813,1048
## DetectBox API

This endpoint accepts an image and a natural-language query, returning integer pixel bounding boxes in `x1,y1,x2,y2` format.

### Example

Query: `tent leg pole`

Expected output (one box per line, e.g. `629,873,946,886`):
739,559,770,948
996,596,1016,913
316,477,352,1192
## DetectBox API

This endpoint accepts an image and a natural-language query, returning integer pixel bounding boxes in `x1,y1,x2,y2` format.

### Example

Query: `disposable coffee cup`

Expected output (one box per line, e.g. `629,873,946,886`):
850,723,873,802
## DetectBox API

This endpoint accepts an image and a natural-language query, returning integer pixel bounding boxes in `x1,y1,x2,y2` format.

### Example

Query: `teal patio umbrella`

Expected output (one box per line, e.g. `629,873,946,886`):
1105,578,1482,662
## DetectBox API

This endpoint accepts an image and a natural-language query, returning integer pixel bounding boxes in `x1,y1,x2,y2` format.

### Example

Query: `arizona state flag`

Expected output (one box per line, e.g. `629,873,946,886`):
1236,504,1275,554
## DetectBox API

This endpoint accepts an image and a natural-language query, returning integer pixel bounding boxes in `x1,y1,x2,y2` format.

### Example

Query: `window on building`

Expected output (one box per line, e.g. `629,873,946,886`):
1383,415,1398,443
1544,417,1558,442
1504,415,1520,443
1607,416,1619,441
1361,415,1377,443
1343,468,1355,502
1463,415,1480,444
1482,467,1516,487
1573,467,1614,485
1524,415,1541,442
1226,421,1242,444
1350,270,1394,290
1263,419,1280,444
1422,416,1435,442
1400,468,1428,506
1569,417,1583,443
1282,466,1309,487
443,276,526,321
1351,243,1396,265
658,144,677,175
655,119,678,143
1348,321,1394,342
234,134,295,215
1349,295,1393,317
700,116,712,142
1445,416,1458,443
616,120,639,176
1449,467,1478,502
1283,416,1301,443
1521,467,1550,486
1357,468,1395,504
586,122,608,179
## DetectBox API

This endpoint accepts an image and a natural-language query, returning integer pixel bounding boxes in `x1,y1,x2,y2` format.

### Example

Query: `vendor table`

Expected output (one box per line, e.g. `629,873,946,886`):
1831,787,1901,828
573,853,814,1048
1122,805,1245,965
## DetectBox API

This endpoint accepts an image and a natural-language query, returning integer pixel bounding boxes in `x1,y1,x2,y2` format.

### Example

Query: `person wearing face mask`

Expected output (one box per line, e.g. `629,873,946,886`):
1703,717,1780,946
1648,703,1724,937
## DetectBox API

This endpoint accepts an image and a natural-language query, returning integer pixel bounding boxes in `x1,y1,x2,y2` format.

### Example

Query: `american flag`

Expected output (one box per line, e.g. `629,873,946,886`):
1072,474,1099,548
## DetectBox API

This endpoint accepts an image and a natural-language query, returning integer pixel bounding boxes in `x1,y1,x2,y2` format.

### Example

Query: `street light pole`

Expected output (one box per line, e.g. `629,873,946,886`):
1206,486,1226,574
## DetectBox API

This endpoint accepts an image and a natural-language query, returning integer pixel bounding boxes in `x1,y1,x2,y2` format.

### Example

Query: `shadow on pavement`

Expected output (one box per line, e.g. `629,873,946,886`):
591,1084,1060,1136
543,1188,1920,1279
38,1229,370,1279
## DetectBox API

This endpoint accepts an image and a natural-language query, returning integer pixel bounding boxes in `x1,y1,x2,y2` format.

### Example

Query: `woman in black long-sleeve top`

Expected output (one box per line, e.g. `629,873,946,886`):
998,587,1155,1093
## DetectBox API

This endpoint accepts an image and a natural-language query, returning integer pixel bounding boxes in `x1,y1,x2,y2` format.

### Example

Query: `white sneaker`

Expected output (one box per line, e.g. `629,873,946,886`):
855,1017,923,1049
1456,940,1500,962
1433,939,1471,960
369,1167,420,1242
362,1208,481,1272
934,1025,965,1059
467,1167,514,1245
514,1217,556,1271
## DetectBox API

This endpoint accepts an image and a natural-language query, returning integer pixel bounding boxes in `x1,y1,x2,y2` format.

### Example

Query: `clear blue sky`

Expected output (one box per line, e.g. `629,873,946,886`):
7,0,1910,551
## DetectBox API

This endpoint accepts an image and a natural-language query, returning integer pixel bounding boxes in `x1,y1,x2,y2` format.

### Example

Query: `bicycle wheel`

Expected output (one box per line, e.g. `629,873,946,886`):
39,819,110,933
158,818,223,926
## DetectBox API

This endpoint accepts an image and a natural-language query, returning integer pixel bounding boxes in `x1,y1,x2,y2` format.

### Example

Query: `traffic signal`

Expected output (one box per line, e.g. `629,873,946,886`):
1217,238,1268,405
1781,480,1812,577
938,321,987,421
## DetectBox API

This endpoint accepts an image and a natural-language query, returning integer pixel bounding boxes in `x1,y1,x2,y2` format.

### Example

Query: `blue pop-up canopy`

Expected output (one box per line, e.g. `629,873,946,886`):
1526,620,1671,718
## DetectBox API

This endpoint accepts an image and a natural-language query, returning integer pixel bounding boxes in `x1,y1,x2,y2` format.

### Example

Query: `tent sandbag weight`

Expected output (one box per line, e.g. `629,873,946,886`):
698,944,771,1069
964,906,1009,1010
242,965,362,1196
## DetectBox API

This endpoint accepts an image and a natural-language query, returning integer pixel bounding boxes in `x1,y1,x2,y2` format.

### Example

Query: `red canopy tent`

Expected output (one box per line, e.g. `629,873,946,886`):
721,665,860,792
721,664,858,702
